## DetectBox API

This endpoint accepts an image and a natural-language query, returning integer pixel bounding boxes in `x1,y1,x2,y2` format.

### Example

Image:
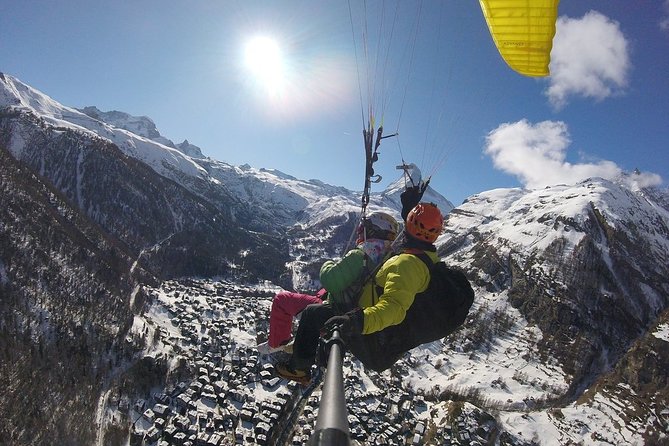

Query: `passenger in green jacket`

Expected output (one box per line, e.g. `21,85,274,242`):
276,202,444,383
257,212,399,355
321,212,399,314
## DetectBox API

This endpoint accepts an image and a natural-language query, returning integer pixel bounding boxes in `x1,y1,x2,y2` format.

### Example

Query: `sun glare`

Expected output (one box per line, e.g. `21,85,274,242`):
239,32,354,121
244,36,286,95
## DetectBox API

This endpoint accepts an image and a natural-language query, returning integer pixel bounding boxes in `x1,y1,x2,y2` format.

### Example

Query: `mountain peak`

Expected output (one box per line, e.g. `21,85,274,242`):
78,105,161,139
76,106,206,158
177,139,205,159
1,72,80,118
377,163,455,216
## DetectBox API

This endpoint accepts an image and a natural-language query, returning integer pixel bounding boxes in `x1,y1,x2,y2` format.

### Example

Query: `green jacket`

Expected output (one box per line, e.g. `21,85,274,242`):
320,248,368,312
358,250,438,334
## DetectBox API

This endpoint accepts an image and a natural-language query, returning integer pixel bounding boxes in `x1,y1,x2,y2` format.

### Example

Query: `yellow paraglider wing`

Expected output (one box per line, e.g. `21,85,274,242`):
479,0,559,77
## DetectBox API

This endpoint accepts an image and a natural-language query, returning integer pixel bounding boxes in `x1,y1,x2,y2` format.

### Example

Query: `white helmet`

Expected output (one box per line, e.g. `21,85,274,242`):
359,212,400,241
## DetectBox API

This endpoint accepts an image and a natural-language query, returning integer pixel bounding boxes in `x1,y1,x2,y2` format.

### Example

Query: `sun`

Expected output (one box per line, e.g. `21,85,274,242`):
244,36,286,95
239,32,354,120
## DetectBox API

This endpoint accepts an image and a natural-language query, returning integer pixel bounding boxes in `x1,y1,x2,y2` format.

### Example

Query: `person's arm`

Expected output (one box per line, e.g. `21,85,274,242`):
361,254,430,334
400,182,427,221
319,249,366,293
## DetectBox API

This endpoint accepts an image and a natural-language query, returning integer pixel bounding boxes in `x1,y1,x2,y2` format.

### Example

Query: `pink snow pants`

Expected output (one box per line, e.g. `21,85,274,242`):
268,289,326,348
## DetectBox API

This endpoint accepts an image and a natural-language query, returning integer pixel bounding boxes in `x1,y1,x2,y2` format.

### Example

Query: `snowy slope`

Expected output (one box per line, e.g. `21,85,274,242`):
1,73,207,181
200,160,453,228
443,178,669,314
429,178,669,445
446,178,669,259
78,106,161,139
77,106,206,158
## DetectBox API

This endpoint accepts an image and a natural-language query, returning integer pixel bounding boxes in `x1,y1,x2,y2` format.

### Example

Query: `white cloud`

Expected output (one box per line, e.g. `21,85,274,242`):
661,0,669,32
546,11,630,110
627,171,664,189
484,119,662,189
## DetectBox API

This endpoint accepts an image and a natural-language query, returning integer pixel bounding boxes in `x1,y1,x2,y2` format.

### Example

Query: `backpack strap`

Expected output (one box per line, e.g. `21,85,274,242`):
404,249,436,274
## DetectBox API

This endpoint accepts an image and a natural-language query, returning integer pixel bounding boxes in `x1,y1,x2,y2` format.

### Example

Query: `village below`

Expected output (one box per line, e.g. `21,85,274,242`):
116,279,493,446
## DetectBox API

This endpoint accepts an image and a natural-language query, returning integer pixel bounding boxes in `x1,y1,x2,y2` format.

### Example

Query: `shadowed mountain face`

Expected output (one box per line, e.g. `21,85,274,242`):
0,147,141,445
0,108,289,284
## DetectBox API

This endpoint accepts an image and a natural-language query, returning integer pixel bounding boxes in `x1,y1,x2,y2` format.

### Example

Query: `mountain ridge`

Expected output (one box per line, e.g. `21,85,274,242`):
0,73,453,229
77,105,206,159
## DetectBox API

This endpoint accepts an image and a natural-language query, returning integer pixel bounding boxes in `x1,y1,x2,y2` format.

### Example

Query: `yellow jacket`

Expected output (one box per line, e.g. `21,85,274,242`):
358,250,439,334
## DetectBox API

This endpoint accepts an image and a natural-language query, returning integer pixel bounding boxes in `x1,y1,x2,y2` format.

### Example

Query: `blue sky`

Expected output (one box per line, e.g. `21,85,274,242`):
2,1,668,205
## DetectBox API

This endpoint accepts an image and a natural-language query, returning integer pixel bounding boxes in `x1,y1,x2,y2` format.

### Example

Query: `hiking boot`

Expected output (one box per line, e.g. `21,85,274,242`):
275,362,311,385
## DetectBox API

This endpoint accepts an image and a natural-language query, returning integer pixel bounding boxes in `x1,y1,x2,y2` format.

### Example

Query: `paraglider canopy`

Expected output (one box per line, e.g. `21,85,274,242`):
479,0,559,77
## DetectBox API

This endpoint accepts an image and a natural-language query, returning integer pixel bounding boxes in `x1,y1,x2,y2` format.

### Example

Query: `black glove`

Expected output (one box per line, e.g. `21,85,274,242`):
401,183,427,221
322,308,364,337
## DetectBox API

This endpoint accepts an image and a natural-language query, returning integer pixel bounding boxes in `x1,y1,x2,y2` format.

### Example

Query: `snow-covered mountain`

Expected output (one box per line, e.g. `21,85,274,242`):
77,106,205,158
0,74,208,181
2,72,668,445
0,73,451,229
0,74,453,287
432,179,669,444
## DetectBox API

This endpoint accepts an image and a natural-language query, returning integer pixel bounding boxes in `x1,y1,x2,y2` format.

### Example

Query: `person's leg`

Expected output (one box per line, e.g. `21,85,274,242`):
289,303,336,370
268,291,323,348
346,331,401,372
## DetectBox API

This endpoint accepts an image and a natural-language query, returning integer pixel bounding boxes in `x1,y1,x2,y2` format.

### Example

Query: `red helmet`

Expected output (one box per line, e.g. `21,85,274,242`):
406,203,443,243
